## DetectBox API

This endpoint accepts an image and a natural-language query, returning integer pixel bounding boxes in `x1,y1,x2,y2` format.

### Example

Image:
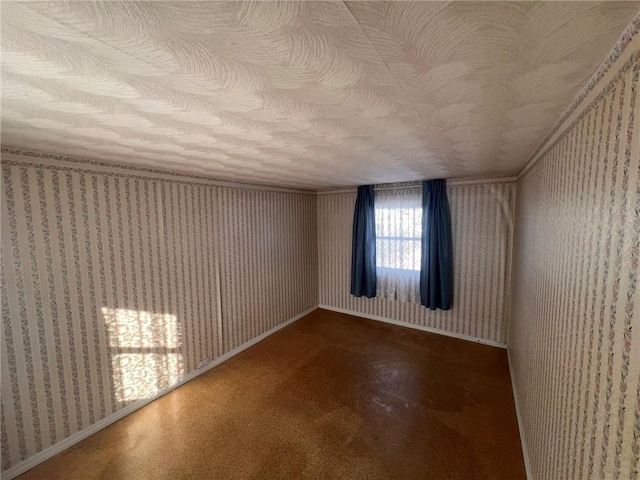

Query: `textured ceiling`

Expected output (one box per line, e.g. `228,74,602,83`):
2,1,638,188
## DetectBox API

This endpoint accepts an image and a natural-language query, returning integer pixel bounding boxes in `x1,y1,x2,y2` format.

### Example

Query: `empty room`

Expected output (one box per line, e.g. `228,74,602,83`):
1,1,639,479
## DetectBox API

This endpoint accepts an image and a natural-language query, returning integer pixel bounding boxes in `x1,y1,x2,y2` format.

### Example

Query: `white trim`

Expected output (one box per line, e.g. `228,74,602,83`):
318,305,507,349
507,348,534,480
1,306,318,480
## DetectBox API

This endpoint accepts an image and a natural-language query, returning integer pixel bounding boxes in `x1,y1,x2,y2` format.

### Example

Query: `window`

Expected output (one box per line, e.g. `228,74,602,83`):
375,186,422,302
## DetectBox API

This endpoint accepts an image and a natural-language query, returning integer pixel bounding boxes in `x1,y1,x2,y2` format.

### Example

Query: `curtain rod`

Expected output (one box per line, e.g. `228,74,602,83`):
317,175,516,195
373,183,421,191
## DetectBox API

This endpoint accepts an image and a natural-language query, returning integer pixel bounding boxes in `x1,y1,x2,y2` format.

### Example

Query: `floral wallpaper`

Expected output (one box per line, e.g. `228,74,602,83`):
0,153,318,474
509,46,640,479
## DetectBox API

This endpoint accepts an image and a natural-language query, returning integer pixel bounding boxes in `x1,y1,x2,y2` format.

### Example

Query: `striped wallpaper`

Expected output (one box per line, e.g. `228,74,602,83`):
509,49,640,478
0,153,318,473
318,179,515,345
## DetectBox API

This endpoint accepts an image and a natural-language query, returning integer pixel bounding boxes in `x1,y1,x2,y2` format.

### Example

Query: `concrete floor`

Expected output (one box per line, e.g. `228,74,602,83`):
18,309,526,479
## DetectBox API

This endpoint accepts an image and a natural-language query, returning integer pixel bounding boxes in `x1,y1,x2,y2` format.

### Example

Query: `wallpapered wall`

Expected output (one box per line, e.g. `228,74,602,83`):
317,179,515,346
0,154,318,473
509,51,640,478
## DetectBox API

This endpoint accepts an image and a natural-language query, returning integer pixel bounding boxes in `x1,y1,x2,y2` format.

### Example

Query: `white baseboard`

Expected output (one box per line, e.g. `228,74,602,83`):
507,348,533,480
2,306,318,480
318,304,507,349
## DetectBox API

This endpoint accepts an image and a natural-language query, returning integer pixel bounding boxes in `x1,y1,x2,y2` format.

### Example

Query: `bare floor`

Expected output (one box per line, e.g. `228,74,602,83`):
18,309,526,479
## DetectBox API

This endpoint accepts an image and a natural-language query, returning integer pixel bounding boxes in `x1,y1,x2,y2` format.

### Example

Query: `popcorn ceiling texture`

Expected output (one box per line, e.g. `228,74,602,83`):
2,1,639,188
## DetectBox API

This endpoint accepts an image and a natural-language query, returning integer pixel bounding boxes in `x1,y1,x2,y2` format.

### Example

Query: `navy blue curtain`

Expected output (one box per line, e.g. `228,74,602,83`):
420,179,453,310
350,185,377,298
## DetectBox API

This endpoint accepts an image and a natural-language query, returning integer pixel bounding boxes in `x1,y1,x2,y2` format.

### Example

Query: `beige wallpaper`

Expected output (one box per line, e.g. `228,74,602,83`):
0,153,318,473
318,179,515,346
509,51,640,478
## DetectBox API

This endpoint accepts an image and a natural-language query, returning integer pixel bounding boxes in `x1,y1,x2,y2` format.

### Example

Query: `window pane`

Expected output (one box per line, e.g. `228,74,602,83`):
376,238,421,271
374,186,422,302
374,187,422,272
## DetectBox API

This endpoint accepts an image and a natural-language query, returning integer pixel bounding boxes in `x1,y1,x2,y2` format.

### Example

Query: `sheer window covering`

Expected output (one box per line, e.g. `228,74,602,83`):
374,186,422,302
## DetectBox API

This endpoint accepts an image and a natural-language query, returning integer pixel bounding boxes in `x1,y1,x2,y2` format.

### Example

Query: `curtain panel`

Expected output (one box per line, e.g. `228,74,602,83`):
420,179,453,310
350,185,377,297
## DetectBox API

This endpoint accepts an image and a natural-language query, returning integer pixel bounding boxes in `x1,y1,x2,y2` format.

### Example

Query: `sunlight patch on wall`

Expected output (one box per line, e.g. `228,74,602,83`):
102,308,184,405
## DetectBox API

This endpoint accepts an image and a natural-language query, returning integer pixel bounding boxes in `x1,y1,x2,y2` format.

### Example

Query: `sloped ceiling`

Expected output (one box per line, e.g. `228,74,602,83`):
2,1,638,188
